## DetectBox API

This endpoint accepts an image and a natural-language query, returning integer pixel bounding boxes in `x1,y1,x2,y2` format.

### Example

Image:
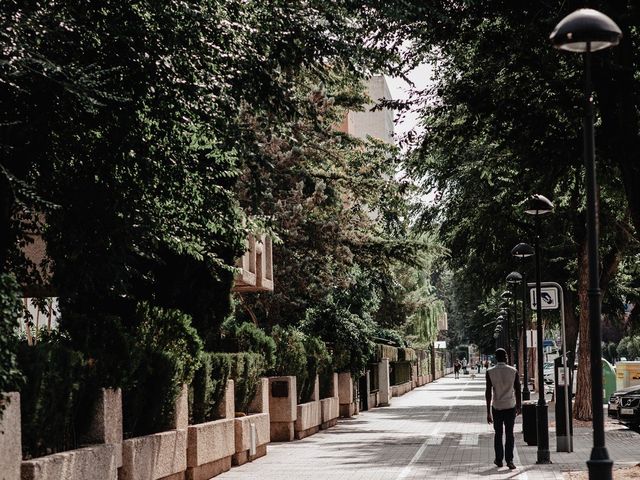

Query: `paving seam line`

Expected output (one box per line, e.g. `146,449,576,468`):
394,378,469,480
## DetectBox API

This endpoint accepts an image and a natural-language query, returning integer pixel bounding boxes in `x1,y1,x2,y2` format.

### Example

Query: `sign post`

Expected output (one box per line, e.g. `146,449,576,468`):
528,282,572,453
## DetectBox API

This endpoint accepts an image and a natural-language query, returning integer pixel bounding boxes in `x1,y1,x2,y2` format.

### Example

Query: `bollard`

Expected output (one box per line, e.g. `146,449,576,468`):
521,401,537,446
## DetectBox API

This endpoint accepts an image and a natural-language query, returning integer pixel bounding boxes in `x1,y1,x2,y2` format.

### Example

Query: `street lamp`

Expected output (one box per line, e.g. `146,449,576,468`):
496,315,505,349
524,193,553,464
500,291,513,359
512,242,535,400
506,271,523,372
550,8,622,480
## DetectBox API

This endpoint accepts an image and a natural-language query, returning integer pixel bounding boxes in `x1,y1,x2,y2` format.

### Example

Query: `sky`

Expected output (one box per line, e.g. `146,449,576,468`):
385,62,434,141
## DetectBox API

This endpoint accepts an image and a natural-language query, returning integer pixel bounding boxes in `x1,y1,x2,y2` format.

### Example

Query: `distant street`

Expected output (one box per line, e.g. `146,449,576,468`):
218,374,639,480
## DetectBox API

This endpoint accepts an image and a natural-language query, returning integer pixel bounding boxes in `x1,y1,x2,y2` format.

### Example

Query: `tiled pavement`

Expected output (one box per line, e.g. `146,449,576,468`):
217,375,639,480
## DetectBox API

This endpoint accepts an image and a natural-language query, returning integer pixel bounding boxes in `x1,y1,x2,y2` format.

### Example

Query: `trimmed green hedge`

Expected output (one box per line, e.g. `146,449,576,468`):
398,348,416,362
373,344,398,362
191,351,268,423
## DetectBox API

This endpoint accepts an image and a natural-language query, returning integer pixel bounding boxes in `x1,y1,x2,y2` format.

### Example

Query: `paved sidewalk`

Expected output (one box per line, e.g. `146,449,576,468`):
217,375,639,480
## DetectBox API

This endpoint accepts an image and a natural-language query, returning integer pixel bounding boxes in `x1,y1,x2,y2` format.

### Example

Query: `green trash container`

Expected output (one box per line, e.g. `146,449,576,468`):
522,401,537,446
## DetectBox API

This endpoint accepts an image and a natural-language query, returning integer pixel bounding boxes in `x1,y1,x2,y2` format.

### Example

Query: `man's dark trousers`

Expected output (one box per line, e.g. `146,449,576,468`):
492,407,516,463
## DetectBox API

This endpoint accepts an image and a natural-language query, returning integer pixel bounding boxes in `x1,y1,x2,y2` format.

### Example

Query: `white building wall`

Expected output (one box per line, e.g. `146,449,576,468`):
347,76,394,144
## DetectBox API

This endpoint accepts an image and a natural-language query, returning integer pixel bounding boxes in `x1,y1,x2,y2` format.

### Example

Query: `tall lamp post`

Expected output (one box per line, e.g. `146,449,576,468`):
524,193,553,464
550,8,622,480
506,272,522,371
511,242,534,400
500,290,513,359
496,315,505,349
498,301,511,362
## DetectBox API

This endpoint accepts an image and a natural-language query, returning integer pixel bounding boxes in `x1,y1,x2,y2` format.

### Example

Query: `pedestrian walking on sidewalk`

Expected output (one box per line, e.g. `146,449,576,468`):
454,360,461,379
485,348,521,470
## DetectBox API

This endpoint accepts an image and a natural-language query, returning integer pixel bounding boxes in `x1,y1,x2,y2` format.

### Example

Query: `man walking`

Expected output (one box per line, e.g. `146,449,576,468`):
485,348,521,470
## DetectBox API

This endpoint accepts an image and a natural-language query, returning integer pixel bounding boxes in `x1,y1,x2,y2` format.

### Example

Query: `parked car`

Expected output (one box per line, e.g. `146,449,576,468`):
608,385,640,427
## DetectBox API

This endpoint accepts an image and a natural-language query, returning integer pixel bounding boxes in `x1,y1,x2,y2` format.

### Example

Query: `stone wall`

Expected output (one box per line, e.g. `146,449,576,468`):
0,392,21,480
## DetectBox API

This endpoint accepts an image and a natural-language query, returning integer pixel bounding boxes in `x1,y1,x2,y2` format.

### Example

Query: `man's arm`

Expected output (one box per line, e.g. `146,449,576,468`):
513,370,521,415
485,371,493,424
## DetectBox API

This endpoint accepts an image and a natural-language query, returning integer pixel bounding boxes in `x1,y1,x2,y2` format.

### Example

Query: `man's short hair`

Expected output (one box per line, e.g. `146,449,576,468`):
495,348,507,362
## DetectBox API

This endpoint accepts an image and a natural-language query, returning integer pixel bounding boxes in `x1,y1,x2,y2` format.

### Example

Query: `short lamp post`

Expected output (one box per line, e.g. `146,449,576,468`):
511,242,535,401
550,8,622,480
506,271,523,372
524,193,553,464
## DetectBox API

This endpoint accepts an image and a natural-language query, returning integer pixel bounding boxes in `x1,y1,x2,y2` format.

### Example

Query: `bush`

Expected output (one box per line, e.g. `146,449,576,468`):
219,318,276,372
617,337,630,359
299,335,332,403
270,325,309,403
0,274,23,418
303,304,375,377
269,326,331,403
229,352,266,413
398,348,416,362
191,351,268,421
17,335,91,459
123,303,203,437
191,352,232,424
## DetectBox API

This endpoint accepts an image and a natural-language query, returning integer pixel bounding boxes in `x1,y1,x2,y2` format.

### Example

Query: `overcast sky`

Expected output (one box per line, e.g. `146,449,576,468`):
385,62,433,140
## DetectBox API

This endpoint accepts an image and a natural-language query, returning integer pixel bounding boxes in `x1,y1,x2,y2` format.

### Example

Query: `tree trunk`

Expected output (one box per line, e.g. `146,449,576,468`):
573,220,629,420
574,240,592,420
563,291,579,359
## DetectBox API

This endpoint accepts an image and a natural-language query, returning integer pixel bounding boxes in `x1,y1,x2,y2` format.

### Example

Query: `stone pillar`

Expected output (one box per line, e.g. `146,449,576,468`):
171,384,189,429
364,370,371,411
248,378,269,414
0,392,21,480
217,380,235,420
310,375,320,402
378,359,391,407
329,373,339,398
338,373,354,418
268,376,296,441
81,388,123,467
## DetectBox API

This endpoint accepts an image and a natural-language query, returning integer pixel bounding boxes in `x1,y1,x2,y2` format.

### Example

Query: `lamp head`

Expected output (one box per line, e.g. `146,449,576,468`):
511,242,534,258
524,194,554,215
506,271,523,284
550,8,622,53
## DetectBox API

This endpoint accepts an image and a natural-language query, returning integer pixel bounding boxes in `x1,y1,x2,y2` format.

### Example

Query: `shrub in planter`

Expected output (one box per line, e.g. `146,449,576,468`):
218,318,276,372
191,351,268,420
398,348,416,362
17,334,91,459
299,336,331,403
229,352,266,413
191,352,232,424
123,303,202,437
269,326,331,403
270,325,308,402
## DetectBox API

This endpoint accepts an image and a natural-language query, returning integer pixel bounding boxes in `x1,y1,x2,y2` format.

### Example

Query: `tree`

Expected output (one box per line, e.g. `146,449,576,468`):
384,1,638,419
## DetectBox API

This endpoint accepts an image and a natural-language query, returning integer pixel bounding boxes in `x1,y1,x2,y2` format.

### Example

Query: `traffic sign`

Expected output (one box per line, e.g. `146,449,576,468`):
529,286,559,310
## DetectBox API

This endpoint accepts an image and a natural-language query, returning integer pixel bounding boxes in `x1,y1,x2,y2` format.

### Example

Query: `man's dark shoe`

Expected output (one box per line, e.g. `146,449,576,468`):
493,460,503,468
506,462,516,470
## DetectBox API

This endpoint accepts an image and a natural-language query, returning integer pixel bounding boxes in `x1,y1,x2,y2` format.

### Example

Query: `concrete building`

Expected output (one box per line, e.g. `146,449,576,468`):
338,75,394,144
